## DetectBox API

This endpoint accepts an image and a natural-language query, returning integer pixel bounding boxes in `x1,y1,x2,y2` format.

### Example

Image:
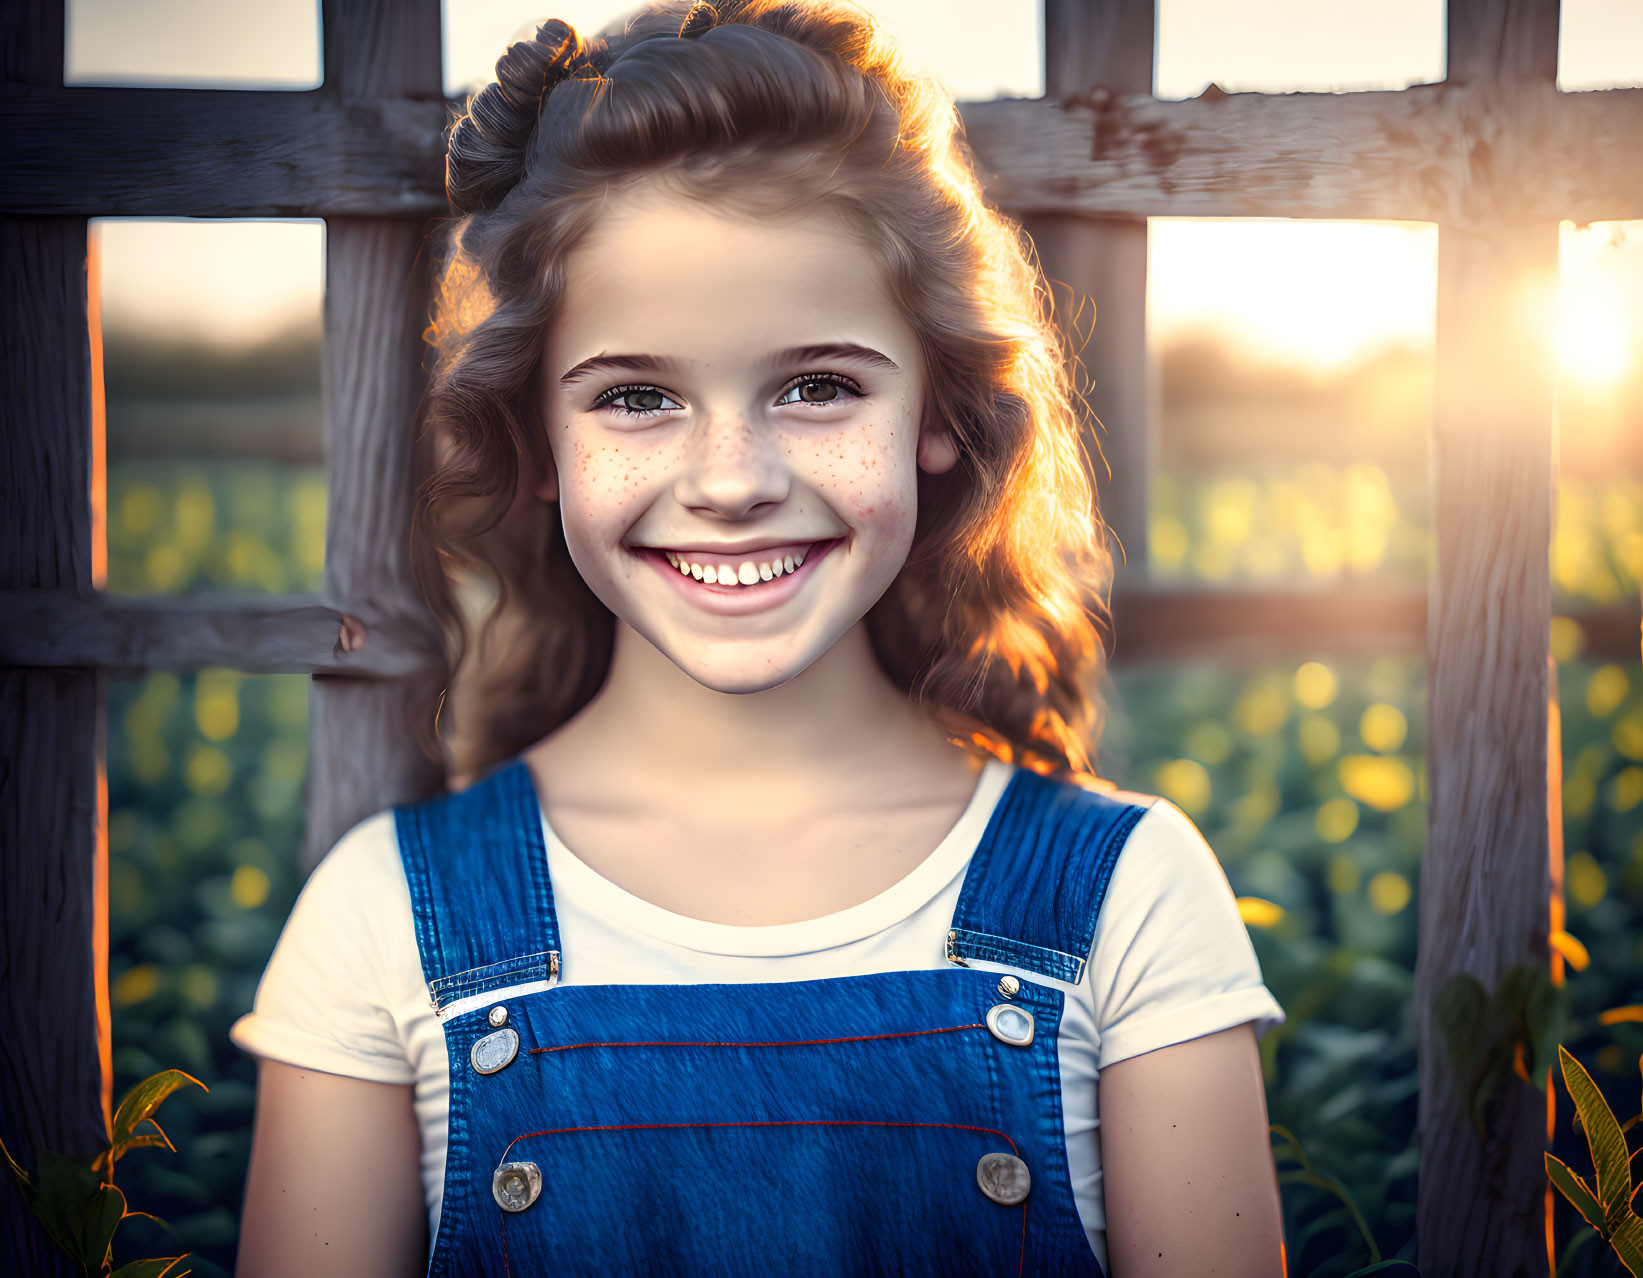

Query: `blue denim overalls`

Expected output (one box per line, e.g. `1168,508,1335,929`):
394,756,1146,1276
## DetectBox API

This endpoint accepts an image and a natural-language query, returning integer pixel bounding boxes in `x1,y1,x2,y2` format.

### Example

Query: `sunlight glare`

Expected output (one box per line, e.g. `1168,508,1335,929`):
1147,220,1438,371
1558,222,1639,391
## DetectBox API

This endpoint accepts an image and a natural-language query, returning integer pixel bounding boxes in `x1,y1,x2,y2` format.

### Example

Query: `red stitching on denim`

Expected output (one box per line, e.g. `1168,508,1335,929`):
527,1021,987,1055
498,1119,1028,1274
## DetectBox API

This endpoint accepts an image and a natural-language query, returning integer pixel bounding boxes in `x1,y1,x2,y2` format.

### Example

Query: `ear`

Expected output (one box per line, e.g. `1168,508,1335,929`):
916,423,959,476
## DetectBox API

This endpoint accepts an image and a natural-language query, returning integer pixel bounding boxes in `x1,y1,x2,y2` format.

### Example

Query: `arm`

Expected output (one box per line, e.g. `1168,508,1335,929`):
238,1060,428,1278
1099,1022,1285,1277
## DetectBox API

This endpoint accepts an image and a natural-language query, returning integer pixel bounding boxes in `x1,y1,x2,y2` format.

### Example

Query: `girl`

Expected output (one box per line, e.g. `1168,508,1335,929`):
233,2,1286,1274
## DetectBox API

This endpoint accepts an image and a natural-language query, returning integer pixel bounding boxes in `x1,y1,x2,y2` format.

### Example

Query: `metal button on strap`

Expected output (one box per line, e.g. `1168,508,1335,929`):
986,1002,1035,1047
996,975,1020,999
487,1005,509,1027
976,1152,1031,1205
492,1161,542,1212
471,1026,520,1075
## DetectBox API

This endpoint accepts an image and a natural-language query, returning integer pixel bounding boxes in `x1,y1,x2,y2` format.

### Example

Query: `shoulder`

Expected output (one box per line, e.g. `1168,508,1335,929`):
276,808,416,974
1097,792,1238,917
301,809,410,913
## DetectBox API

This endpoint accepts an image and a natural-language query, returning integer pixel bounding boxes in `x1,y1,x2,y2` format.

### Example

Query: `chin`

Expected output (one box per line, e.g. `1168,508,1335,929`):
673,650,816,696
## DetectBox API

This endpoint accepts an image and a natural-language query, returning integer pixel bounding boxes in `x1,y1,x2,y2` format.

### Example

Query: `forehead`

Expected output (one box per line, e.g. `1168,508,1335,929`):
550,188,909,362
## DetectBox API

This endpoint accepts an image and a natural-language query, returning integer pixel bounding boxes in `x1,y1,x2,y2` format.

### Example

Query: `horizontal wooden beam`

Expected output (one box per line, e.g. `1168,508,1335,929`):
6,587,1634,674
2,82,1638,223
0,88,450,218
962,83,1643,227
1105,585,1640,665
0,590,441,678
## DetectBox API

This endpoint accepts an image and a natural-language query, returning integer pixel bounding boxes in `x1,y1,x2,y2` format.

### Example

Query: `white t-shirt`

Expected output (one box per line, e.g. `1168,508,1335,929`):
231,759,1283,1270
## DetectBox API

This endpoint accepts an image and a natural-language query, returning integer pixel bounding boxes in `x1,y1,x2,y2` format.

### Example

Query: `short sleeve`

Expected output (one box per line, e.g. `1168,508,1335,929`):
228,810,421,1084
1084,798,1285,1070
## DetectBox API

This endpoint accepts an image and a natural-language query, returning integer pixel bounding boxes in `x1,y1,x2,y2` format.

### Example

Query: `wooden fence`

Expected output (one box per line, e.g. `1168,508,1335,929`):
2,0,1640,1273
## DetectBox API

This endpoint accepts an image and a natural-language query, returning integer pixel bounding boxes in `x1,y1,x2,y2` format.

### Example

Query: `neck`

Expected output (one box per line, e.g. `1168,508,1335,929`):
562,620,958,793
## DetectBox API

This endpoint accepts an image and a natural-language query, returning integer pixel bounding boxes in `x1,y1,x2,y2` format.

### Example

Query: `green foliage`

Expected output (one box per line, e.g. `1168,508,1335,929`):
1435,964,1569,1137
1546,1045,1643,1274
1,1071,201,1278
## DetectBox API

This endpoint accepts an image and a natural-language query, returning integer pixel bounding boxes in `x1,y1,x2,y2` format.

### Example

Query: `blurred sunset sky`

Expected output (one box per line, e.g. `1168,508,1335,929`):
70,0,1642,388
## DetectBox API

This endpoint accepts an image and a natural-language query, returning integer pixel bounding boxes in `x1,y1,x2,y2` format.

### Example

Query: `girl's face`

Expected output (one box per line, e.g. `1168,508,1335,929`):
539,186,957,694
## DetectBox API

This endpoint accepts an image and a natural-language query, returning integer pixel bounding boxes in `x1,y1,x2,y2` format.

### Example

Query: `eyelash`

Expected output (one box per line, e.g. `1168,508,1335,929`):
590,373,866,419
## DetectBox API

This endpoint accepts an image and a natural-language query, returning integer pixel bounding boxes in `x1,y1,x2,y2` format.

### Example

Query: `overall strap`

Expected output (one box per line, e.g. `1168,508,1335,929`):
394,757,561,1015
946,769,1148,985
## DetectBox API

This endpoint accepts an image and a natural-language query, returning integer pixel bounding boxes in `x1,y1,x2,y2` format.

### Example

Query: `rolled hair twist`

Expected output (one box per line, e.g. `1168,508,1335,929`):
413,0,1115,788
445,19,587,215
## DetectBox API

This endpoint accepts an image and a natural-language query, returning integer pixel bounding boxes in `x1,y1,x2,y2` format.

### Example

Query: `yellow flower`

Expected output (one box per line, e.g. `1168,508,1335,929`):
1236,897,1285,928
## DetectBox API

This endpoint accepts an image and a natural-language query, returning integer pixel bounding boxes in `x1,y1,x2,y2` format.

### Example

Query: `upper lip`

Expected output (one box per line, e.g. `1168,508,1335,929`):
637,537,838,556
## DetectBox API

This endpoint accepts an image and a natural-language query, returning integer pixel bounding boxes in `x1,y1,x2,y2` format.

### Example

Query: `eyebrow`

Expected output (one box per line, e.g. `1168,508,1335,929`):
556,342,901,387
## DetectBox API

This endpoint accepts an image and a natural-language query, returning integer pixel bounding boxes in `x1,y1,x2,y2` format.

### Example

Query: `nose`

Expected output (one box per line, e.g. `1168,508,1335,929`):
673,413,791,519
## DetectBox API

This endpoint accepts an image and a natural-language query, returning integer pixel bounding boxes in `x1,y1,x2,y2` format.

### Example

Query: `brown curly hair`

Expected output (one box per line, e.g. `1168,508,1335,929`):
412,0,1115,785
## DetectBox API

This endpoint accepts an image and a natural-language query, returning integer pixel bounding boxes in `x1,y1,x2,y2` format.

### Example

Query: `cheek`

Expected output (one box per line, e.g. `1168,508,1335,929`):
559,437,667,528
806,420,919,536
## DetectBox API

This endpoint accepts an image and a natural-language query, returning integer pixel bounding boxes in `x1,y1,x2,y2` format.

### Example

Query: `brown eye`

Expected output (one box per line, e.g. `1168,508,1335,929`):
797,380,838,403
776,374,862,407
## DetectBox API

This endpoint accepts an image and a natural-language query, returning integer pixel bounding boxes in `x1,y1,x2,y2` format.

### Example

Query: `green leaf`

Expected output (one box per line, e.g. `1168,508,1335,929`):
0,1131,41,1223
1492,963,1537,1019
1546,1153,1605,1233
1435,973,1488,1098
1558,1044,1633,1224
1607,1210,1643,1276
111,1071,205,1165
111,1258,192,1278
119,1209,177,1235
34,1147,112,1265
111,1127,175,1164
68,1180,125,1275
1524,969,1568,1087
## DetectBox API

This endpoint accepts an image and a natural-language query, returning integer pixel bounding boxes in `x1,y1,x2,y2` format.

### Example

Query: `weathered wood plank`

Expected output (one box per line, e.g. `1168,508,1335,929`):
1,10,104,1272
0,591,441,678
960,84,1642,227
1414,219,1557,1278
3,82,1639,223
1025,0,1154,581
305,0,446,871
0,89,449,218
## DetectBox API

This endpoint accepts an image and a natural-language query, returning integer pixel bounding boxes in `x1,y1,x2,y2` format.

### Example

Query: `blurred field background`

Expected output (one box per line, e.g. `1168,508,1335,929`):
68,0,1643,1274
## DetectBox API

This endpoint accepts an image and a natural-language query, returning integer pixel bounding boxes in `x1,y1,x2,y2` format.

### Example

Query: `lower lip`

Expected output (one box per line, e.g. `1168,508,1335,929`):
640,540,841,616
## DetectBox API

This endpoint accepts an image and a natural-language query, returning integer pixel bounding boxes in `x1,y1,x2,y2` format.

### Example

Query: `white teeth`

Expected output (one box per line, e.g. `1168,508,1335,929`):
664,545,818,586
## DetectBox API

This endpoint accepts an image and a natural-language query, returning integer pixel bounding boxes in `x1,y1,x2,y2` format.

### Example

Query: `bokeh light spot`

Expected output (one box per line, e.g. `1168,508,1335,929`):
1294,662,1339,710
1367,871,1411,914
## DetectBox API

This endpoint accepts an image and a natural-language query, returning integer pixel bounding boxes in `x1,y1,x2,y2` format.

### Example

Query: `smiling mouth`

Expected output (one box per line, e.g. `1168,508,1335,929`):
661,544,814,587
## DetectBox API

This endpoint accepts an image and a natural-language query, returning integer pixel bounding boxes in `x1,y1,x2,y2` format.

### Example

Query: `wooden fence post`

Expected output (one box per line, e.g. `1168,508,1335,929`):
306,0,447,870
0,6,107,1275
1025,0,1154,583
1413,8,1561,1271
